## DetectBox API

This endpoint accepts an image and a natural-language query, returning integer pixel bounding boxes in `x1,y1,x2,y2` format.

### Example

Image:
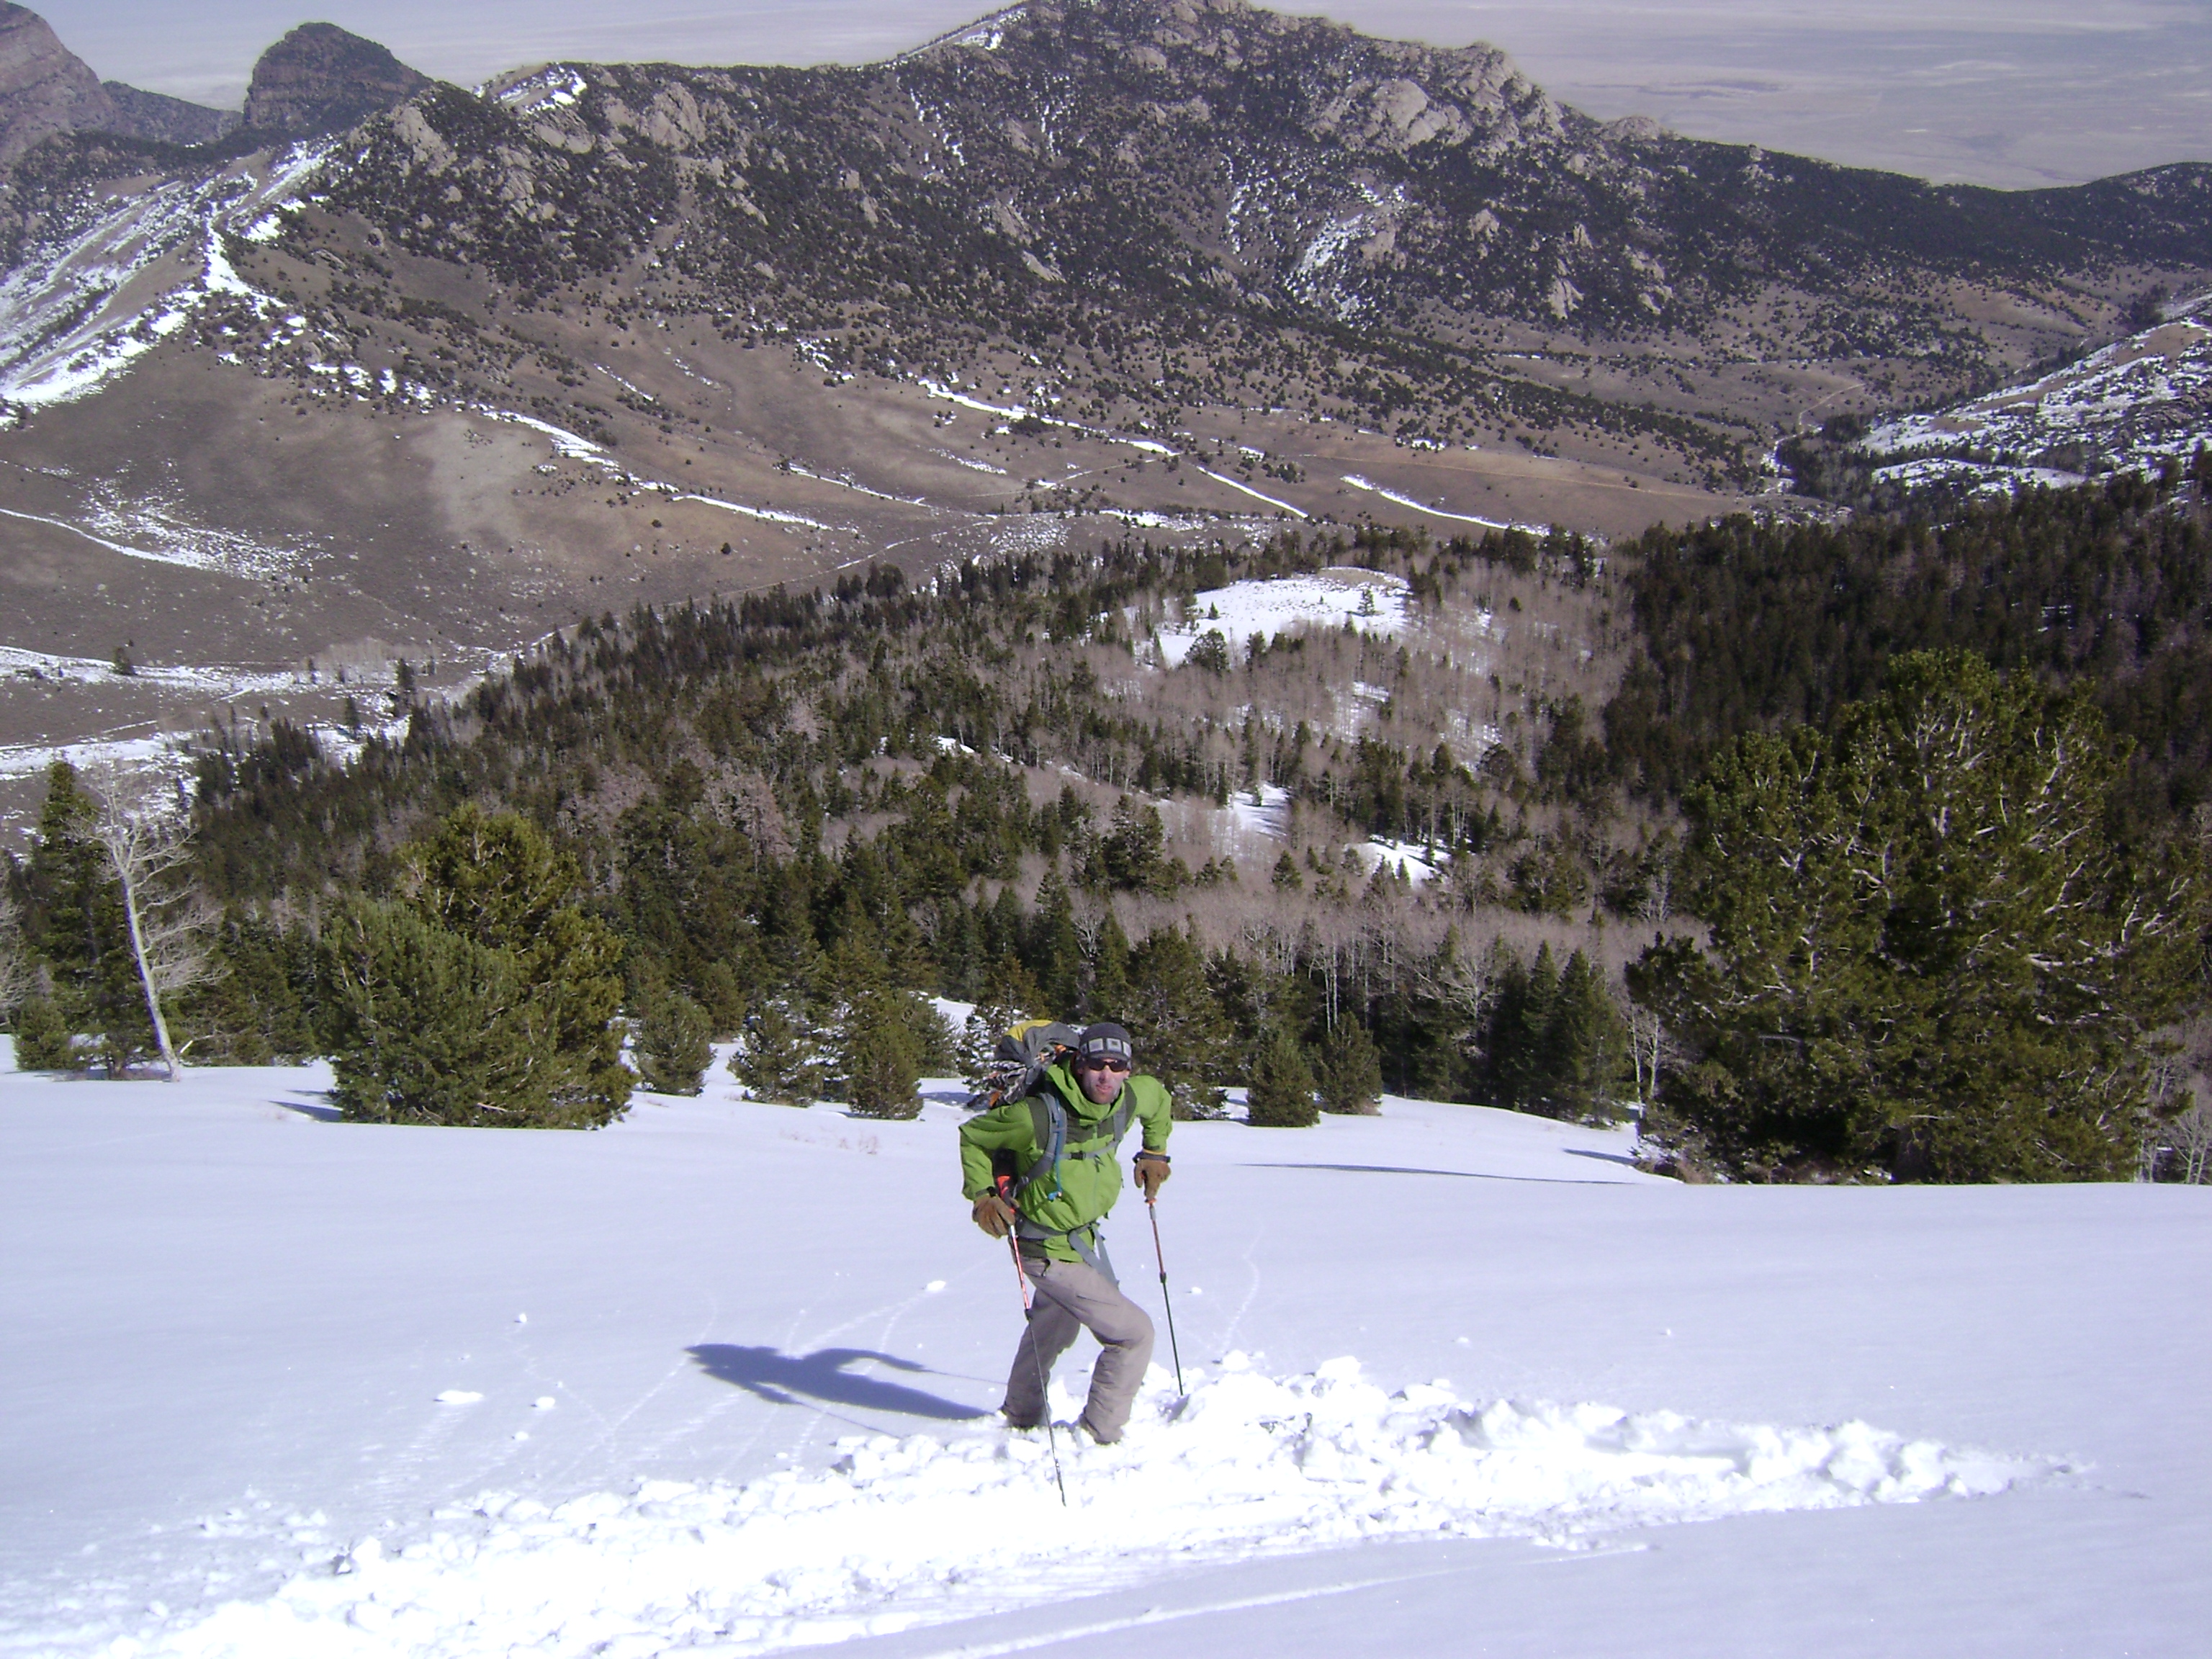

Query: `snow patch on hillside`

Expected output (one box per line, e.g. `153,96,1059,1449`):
0,489,322,579
487,66,589,112
0,734,181,786
0,143,333,412
0,645,302,698
1152,570,1406,666
1341,475,1548,533
1357,837,1442,885
1227,781,1291,840
1861,316,2212,494
1193,465,1306,516
111,1357,2054,1659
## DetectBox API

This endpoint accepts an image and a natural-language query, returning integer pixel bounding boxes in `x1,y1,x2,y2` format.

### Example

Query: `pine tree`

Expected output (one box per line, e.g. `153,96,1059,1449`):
636,989,714,1094
1245,1027,1319,1126
1484,944,1559,1112
1548,950,1630,1122
1085,912,1133,1020
1097,796,1169,892
958,951,1050,1090
22,762,150,1072
1028,873,1084,1014
1632,651,2201,1179
321,808,631,1128
320,899,566,1125
12,990,73,1070
836,984,927,1118
1318,1017,1384,1114
959,1007,1015,1091
1125,923,1235,1117
734,997,824,1104
177,912,317,1065
0,889,30,1023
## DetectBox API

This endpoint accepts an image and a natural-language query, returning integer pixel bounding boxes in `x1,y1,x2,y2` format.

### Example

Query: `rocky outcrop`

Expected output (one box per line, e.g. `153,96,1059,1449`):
0,6,237,160
100,81,238,145
0,1,112,161
243,22,433,138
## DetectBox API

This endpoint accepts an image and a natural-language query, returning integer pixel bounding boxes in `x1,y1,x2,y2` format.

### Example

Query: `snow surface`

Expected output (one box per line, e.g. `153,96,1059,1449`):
0,499,316,582
1354,836,1442,886
1189,468,1305,518
2,1046,2205,1658
1150,570,1406,667
0,733,181,786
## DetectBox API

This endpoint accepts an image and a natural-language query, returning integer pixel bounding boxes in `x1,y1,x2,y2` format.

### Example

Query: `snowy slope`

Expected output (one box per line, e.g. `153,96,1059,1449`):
1,1049,2206,1658
0,146,332,414
1859,304,2212,495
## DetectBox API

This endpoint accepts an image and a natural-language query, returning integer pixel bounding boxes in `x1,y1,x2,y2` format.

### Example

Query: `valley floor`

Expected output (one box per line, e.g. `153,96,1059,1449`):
1,1050,2203,1657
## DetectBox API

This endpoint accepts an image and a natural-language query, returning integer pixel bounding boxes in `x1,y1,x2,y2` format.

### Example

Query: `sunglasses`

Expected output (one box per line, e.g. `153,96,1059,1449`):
1078,1055,1132,1073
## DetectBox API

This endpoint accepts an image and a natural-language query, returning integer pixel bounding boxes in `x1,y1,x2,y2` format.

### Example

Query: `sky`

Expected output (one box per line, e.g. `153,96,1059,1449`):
33,0,2212,188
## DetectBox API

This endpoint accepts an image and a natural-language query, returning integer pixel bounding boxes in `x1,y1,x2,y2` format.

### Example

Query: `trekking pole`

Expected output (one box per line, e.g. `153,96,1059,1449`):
998,1182,1068,1508
1146,1195,1186,1396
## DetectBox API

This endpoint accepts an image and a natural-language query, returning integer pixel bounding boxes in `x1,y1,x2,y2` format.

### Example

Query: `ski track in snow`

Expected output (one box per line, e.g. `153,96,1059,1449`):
99,1357,2058,1659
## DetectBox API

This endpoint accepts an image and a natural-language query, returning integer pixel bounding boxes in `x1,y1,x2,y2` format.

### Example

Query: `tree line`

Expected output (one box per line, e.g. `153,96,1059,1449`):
5,462,2210,1182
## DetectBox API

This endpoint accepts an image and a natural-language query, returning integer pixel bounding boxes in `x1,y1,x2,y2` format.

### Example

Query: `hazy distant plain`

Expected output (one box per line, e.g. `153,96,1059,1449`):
34,0,2212,187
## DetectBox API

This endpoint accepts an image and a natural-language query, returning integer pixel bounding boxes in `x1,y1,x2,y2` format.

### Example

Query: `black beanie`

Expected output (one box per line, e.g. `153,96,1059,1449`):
1077,1022,1136,1064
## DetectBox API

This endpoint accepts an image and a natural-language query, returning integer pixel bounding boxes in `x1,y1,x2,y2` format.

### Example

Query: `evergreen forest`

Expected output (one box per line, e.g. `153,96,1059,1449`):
5,450,2209,1184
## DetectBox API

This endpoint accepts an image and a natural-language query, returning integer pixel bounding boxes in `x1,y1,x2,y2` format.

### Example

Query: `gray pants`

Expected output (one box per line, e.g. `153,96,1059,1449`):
1002,1257,1155,1443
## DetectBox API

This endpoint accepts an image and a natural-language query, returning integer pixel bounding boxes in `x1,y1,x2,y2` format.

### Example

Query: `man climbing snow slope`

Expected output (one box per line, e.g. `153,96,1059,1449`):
960,1021,1172,1444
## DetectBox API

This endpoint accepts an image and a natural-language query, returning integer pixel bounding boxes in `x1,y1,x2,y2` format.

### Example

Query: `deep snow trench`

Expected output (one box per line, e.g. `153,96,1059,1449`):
109,1356,2055,1659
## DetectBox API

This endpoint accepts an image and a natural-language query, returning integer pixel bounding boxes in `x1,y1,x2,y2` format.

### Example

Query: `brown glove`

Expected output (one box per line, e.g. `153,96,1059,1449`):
972,1190,1019,1238
1133,1149,1171,1200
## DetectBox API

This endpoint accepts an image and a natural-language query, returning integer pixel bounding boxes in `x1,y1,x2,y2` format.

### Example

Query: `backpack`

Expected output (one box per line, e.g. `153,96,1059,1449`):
963,1017,1080,1116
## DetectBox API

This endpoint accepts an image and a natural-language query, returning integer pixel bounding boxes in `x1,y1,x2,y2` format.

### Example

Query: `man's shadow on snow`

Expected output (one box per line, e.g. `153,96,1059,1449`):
688,1344,989,1421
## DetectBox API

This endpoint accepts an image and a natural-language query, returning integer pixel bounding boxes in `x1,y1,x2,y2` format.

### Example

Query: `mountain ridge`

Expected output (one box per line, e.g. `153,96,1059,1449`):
0,0,2205,810
0,6,431,163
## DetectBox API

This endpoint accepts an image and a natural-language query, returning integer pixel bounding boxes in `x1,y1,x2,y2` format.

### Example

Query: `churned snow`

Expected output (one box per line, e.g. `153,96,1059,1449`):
112,1363,2048,1659
2,1047,2204,1658
1150,570,1406,666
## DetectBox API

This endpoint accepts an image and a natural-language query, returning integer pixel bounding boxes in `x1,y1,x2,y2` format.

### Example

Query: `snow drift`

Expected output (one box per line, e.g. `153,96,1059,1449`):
109,1357,2054,1659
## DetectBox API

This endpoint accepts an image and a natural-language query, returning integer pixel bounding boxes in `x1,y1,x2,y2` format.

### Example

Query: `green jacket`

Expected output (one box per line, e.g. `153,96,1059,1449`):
959,1062,1172,1263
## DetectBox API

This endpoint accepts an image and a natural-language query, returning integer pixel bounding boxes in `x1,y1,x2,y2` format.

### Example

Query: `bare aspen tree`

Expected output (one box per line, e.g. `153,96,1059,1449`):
2169,1097,2212,1185
81,763,217,1080
2144,1014,2212,1183
2139,1043,2190,1179
1624,1001,1666,1107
